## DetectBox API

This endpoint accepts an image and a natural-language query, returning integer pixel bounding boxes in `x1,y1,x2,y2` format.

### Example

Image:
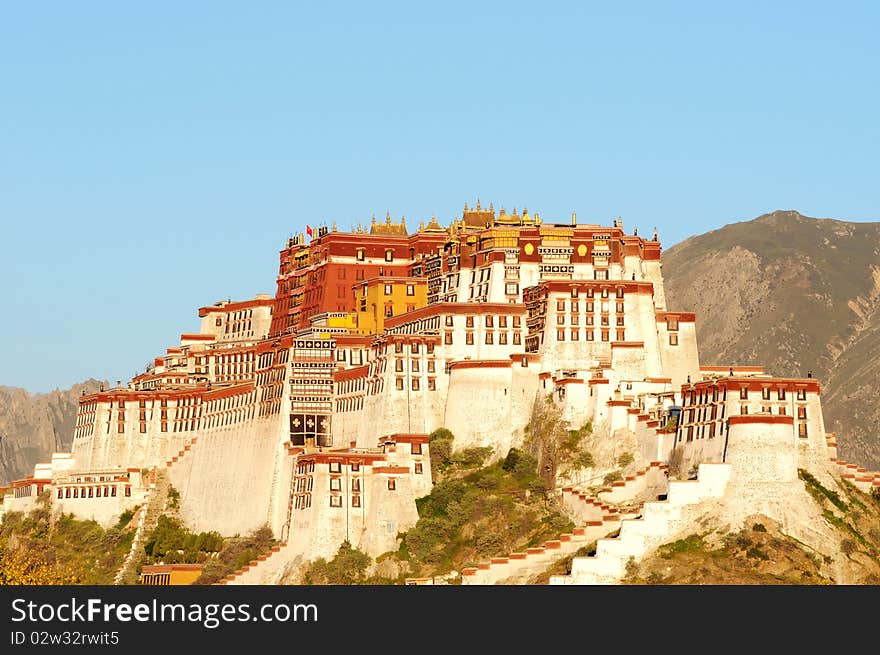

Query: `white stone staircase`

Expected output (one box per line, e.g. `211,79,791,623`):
113,467,170,585
459,513,629,585
549,462,731,585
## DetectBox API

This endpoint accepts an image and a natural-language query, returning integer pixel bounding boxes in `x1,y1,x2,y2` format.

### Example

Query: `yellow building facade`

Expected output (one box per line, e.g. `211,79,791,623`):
354,277,427,335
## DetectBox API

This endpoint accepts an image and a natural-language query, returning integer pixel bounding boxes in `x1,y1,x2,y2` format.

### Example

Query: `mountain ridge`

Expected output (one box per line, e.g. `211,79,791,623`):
663,209,880,470
0,379,107,485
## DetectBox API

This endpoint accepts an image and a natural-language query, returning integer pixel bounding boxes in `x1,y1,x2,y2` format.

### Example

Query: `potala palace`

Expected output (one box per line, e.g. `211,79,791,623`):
3,201,878,584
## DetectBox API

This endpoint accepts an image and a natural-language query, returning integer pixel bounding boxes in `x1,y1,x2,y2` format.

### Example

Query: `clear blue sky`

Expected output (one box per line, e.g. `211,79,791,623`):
1,2,878,393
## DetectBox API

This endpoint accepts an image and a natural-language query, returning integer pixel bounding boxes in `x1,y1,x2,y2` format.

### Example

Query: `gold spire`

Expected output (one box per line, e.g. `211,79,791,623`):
385,211,391,225
571,211,577,225
332,221,337,232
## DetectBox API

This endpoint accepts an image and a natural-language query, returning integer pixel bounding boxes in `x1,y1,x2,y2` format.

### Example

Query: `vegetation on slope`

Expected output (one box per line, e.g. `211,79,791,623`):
135,513,277,585
301,540,377,585
377,424,576,581
0,493,133,584
621,471,880,585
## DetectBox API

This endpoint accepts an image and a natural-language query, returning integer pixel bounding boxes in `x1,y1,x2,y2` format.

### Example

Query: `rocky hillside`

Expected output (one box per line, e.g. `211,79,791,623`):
0,380,106,485
620,472,880,585
662,210,880,470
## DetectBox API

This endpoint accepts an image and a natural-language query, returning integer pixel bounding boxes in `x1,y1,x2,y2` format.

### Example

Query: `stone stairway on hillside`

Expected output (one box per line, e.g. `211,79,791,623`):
113,467,170,585
460,513,630,585
550,462,731,585
165,437,198,469
825,433,880,493
216,540,292,585
459,460,671,585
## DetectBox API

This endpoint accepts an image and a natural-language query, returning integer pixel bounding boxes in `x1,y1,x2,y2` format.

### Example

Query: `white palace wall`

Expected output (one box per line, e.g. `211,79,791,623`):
169,412,286,537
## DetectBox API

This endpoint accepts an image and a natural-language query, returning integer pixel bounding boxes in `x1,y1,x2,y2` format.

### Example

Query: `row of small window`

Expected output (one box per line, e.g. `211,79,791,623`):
336,397,365,412
56,486,130,499
739,388,808,401
471,267,492,284
395,359,437,373
379,284,417,296
569,286,624,299
393,342,436,354
450,315,522,328
557,314,624,326
556,329,626,342
557,300,625,313
685,423,718,441
336,266,366,279
739,405,808,419
335,349,366,364
395,377,437,391
469,284,490,299
355,249,397,262
445,331,522,345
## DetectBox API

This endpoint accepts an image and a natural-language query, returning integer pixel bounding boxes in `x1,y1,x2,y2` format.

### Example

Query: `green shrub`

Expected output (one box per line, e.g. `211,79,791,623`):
798,469,847,512
752,523,767,533
429,428,454,442
429,439,453,475
571,451,595,470
302,541,372,585
450,446,494,469
746,546,769,560
617,452,634,468
115,507,137,529
166,486,180,510
603,470,623,485
512,452,538,480
502,448,523,471
659,533,706,559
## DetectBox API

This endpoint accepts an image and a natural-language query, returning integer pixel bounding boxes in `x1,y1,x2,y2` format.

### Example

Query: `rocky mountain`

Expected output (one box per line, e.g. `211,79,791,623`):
0,380,106,485
662,210,880,470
